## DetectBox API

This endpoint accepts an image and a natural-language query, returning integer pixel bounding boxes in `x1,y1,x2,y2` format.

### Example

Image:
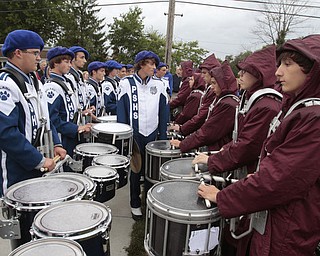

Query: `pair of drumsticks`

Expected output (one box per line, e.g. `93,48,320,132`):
40,155,61,172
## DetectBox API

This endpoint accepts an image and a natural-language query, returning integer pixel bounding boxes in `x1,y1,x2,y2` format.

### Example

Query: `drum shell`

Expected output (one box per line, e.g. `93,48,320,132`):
31,200,112,256
8,238,86,256
93,154,130,189
160,157,209,181
91,123,133,157
145,180,220,256
2,177,86,250
84,166,118,203
145,140,181,184
73,143,118,172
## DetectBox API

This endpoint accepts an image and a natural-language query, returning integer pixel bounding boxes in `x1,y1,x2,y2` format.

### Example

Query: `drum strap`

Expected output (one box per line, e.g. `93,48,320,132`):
127,77,139,132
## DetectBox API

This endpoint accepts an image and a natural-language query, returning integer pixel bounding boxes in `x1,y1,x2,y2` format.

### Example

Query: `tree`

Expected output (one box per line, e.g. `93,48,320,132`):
57,0,108,61
107,6,146,63
252,0,309,46
226,51,252,76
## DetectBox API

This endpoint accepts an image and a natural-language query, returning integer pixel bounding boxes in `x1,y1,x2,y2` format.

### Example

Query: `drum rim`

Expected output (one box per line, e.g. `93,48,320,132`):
8,237,85,256
97,115,117,121
32,200,112,240
84,166,118,180
146,140,181,156
3,177,86,211
92,123,133,134
92,154,130,168
146,180,220,224
74,143,118,156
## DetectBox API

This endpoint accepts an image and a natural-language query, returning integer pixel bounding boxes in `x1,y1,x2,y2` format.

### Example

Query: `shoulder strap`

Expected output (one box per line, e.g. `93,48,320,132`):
69,68,80,83
191,89,204,95
48,78,71,94
284,98,320,118
0,67,40,95
87,79,99,94
105,76,117,90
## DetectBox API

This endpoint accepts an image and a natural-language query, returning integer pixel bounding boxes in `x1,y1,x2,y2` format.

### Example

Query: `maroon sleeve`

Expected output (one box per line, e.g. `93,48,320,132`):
217,109,320,219
207,97,281,173
174,92,202,125
180,100,236,152
170,80,192,109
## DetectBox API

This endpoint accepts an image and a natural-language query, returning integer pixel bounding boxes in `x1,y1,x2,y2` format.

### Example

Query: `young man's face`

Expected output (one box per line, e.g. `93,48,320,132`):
201,68,211,85
119,67,127,78
237,70,258,91
140,59,156,77
54,58,72,75
72,52,87,69
156,66,167,78
93,68,106,82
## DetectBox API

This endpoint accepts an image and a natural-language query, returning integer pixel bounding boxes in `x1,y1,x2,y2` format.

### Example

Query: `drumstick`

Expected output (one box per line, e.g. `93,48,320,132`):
195,163,211,208
40,155,61,172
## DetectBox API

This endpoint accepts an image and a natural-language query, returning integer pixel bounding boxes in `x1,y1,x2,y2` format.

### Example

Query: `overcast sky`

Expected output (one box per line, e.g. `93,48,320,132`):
97,0,320,60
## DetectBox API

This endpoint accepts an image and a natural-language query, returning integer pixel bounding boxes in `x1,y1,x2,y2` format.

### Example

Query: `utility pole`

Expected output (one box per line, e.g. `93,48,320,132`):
165,0,175,68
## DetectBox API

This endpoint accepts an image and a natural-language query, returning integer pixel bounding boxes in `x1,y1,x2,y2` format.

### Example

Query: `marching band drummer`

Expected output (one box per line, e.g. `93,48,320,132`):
197,35,320,255
43,47,91,157
117,51,168,221
170,61,239,153
0,30,66,196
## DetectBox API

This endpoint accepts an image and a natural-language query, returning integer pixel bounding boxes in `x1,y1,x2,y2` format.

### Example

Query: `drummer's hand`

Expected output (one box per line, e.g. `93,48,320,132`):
78,123,92,134
54,146,67,160
198,183,219,203
168,123,180,132
82,106,95,116
42,158,56,172
170,139,181,148
192,153,209,165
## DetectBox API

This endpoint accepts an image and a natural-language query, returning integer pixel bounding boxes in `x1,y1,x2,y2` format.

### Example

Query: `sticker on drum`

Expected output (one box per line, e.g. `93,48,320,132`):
31,201,112,256
160,157,209,181
91,123,133,157
8,238,85,256
3,177,87,250
84,166,118,203
145,180,220,256
93,154,129,189
74,143,118,172
50,172,97,200
145,140,182,184
97,115,117,123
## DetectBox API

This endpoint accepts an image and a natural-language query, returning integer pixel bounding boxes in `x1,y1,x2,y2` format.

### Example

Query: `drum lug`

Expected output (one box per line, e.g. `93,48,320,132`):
0,218,21,239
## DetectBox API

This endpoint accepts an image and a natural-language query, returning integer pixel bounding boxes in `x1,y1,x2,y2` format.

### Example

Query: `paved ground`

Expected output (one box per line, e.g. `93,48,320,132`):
0,176,134,256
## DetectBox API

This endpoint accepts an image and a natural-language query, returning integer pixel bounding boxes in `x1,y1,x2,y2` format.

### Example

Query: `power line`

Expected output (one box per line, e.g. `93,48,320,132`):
232,0,320,9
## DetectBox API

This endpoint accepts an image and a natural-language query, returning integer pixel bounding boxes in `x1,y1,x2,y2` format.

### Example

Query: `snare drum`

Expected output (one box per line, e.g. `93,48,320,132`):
144,180,220,256
160,157,209,181
91,123,133,157
74,142,118,172
31,200,112,256
145,140,181,184
2,177,86,250
97,115,117,123
8,238,85,256
84,166,118,203
49,172,97,200
93,154,130,189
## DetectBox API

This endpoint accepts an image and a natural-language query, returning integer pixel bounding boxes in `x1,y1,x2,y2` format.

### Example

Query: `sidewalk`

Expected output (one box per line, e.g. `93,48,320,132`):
0,179,134,256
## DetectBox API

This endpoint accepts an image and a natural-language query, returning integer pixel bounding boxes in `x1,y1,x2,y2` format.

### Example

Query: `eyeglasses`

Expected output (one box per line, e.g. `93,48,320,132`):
21,50,41,57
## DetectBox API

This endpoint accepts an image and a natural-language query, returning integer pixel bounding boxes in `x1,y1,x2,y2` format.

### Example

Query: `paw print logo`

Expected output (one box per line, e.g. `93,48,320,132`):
47,90,54,99
0,90,10,101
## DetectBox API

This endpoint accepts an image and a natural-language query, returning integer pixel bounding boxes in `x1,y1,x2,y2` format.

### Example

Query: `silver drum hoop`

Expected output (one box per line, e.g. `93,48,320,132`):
146,140,181,157
91,123,133,140
31,200,112,241
92,154,130,169
146,180,220,224
74,143,118,157
84,166,118,182
8,238,86,256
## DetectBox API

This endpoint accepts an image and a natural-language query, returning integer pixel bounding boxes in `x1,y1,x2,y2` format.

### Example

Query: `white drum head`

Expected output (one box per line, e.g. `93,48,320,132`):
93,154,129,168
84,166,118,180
92,123,132,134
146,140,181,156
74,143,118,156
97,115,117,123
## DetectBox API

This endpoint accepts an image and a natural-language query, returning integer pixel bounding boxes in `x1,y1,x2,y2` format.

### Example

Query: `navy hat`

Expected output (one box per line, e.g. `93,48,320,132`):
105,60,122,69
88,61,107,73
69,46,90,60
1,30,44,57
134,51,160,66
127,64,134,69
157,62,167,69
47,46,74,61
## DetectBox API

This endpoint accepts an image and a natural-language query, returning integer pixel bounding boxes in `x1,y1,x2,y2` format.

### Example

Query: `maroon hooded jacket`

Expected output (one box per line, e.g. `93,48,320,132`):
180,61,239,152
217,35,320,255
179,54,221,136
174,73,206,124
207,45,282,174
170,60,193,110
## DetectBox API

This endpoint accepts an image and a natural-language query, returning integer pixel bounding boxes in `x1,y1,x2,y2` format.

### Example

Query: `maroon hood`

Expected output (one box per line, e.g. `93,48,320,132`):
210,61,237,96
181,60,193,79
192,72,206,91
276,35,320,113
237,45,277,97
199,53,221,71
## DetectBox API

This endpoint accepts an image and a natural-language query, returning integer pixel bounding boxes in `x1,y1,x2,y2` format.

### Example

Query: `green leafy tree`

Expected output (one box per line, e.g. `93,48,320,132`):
0,0,66,45
57,0,108,62
107,6,145,63
226,50,252,76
